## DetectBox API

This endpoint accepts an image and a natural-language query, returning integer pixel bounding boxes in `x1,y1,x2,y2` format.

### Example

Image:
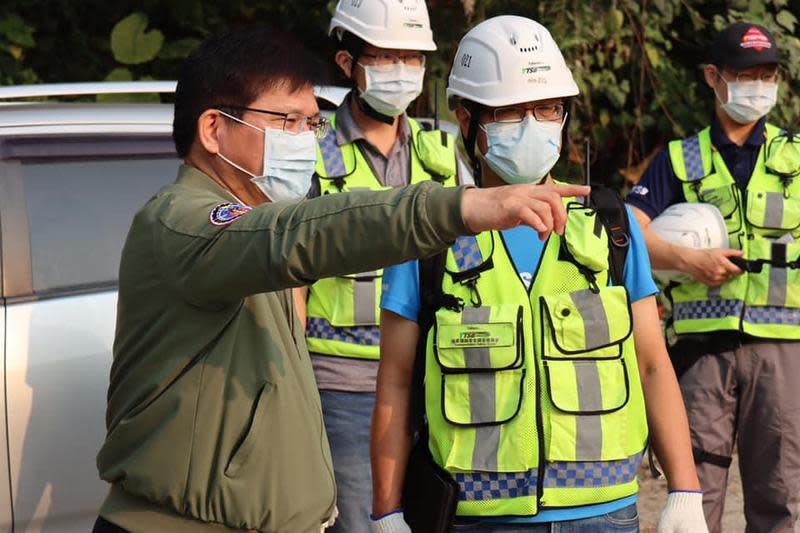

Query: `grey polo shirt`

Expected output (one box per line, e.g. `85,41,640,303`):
310,97,413,392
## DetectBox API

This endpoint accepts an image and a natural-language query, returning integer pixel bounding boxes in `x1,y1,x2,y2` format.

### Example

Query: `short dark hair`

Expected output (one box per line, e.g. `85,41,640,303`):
173,26,329,158
336,31,367,61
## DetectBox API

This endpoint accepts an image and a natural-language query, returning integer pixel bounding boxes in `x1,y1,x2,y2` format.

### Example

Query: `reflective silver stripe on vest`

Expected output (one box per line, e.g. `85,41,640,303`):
570,290,610,350
767,266,787,307
353,272,378,325
462,307,492,368
569,290,608,460
318,127,346,176
673,299,743,320
763,192,785,230
574,363,604,460
681,135,706,182
452,236,483,271
462,306,500,471
743,305,800,325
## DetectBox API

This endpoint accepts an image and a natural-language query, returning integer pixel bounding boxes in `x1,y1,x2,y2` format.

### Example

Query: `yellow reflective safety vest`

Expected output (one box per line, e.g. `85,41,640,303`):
306,115,458,360
423,198,648,517
667,123,800,339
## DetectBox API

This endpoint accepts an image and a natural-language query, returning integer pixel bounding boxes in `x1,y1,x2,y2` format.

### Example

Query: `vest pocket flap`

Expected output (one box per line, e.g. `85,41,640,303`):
545,359,629,415
435,305,523,371
541,287,632,358
563,205,609,273
746,191,800,231
698,184,738,218
765,136,800,176
441,369,525,426
416,130,457,178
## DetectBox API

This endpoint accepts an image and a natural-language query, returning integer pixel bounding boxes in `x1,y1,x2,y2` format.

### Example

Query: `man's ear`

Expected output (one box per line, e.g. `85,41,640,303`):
335,50,354,78
197,109,223,155
703,64,718,89
454,106,471,139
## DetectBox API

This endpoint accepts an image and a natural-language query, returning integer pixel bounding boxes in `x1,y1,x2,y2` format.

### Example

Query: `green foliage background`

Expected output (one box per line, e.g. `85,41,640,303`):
1,0,799,187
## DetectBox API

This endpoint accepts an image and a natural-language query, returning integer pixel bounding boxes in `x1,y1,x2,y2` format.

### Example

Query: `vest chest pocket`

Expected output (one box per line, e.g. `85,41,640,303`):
746,190,800,234
435,304,525,426
544,359,629,415
539,287,632,416
697,183,743,236
698,183,739,219
540,286,632,360
435,304,523,371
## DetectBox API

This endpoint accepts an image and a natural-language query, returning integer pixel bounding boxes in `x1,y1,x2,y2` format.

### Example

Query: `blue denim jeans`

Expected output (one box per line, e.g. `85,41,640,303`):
450,503,639,532
320,390,376,533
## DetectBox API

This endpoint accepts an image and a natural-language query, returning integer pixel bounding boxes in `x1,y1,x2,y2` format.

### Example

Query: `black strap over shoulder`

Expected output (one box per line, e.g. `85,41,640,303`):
411,251,449,435
589,185,630,286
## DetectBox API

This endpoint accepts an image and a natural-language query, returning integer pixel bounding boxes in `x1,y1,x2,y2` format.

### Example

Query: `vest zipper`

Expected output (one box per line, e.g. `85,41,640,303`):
497,232,549,512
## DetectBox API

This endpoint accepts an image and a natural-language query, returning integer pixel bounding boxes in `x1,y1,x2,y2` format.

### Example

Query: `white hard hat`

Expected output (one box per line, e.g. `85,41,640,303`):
447,15,579,108
329,0,437,52
649,203,729,284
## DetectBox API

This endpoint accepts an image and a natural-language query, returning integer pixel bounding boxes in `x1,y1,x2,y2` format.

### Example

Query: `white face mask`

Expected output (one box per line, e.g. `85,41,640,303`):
358,62,425,117
718,78,778,124
481,115,565,185
217,110,317,202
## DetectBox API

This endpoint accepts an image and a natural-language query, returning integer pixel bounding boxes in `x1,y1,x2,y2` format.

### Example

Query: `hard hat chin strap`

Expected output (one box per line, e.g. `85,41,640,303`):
355,92,396,125
463,100,483,187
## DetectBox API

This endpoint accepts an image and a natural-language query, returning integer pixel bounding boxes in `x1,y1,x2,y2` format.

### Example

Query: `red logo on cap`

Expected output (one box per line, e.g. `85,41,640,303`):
740,26,772,52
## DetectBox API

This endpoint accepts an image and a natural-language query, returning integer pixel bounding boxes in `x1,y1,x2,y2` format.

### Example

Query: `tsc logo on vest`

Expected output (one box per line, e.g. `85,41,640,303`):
449,327,500,348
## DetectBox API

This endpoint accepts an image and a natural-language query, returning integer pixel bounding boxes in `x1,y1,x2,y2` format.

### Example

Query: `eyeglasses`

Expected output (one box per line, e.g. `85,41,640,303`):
719,68,780,83
219,105,329,139
359,52,426,70
486,103,566,124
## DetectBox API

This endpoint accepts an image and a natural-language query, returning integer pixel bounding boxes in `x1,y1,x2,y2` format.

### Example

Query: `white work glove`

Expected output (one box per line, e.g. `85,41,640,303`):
657,491,709,533
320,506,338,532
370,510,412,533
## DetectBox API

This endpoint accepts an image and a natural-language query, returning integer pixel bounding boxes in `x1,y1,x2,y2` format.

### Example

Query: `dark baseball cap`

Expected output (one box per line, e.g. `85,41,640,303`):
707,22,779,70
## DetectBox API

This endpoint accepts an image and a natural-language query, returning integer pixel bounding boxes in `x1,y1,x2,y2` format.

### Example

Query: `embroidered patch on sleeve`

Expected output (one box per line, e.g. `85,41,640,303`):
209,203,252,226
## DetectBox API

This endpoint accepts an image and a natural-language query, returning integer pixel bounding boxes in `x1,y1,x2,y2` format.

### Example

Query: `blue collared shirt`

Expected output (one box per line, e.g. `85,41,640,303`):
626,115,767,219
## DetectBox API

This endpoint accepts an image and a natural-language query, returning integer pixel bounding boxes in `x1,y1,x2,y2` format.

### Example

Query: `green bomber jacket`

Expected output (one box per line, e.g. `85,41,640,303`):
97,164,469,532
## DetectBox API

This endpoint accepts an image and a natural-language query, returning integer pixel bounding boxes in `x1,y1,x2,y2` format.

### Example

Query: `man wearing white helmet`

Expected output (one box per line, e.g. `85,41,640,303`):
627,22,800,532
304,2,459,532
372,15,707,532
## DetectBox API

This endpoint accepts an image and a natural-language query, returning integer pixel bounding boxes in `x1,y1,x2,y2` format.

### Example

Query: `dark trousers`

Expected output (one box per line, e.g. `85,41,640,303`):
680,341,800,533
92,516,128,533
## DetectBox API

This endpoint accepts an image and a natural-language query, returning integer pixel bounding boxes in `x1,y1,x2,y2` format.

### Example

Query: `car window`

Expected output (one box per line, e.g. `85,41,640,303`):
23,158,180,293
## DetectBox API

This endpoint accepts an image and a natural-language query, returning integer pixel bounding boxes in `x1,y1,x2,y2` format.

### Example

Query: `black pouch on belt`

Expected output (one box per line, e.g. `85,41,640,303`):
668,333,741,379
402,433,459,533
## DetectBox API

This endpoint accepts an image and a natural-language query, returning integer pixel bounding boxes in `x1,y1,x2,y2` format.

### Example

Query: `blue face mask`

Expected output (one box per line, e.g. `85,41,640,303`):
217,110,317,202
481,115,564,185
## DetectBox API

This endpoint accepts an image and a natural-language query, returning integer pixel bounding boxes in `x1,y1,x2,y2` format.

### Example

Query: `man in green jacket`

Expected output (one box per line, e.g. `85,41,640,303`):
94,26,589,533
